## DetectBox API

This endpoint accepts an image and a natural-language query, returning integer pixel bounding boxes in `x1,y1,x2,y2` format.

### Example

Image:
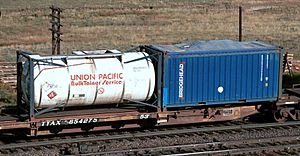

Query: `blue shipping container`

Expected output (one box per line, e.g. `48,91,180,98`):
148,40,283,108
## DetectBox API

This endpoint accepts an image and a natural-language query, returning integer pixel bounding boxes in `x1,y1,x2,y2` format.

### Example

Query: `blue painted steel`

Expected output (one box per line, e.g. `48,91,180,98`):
150,40,282,108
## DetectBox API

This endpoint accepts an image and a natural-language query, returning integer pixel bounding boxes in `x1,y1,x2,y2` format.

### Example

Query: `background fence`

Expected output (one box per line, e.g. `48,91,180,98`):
0,62,17,89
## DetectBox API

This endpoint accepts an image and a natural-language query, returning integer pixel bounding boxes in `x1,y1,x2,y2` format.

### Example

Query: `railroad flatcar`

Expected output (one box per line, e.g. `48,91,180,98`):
1,40,300,136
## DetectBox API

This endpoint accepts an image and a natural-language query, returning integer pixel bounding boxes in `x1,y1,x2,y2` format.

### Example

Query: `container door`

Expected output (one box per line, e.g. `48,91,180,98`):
163,51,280,108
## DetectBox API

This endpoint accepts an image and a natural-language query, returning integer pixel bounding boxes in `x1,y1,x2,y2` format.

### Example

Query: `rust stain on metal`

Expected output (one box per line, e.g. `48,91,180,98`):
0,121,30,129
31,110,154,122
163,106,257,125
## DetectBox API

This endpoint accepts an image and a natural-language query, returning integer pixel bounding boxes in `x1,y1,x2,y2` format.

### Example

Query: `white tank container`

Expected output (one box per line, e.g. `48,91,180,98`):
22,51,155,108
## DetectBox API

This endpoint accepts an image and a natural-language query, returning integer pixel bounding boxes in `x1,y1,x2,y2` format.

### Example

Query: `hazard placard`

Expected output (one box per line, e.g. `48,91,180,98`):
47,91,57,99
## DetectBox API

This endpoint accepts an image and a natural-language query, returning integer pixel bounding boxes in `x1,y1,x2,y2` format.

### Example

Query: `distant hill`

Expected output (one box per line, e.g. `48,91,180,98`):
0,0,299,61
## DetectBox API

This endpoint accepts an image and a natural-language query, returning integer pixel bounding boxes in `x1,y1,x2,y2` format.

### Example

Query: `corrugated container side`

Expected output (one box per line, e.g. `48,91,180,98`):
162,49,281,108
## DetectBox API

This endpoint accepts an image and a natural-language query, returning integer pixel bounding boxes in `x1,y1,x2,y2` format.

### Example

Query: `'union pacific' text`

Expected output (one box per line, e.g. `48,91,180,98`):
70,73,123,86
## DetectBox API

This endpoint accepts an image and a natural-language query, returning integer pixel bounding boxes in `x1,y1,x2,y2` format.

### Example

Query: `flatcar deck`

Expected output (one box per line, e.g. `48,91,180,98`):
0,105,270,136
35,106,142,118
0,106,148,134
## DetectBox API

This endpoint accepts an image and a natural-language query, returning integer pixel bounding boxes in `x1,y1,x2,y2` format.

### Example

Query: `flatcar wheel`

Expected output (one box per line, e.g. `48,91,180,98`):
49,128,62,135
138,119,157,128
81,126,94,132
273,110,287,122
111,123,125,130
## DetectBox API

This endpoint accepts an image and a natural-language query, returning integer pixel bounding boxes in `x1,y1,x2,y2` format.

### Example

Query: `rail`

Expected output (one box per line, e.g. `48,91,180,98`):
2,120,300,155
0,62,17,89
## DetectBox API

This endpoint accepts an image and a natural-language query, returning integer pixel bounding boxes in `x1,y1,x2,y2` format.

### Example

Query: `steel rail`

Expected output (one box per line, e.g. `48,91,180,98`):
79,135,300,155
1,121,300,150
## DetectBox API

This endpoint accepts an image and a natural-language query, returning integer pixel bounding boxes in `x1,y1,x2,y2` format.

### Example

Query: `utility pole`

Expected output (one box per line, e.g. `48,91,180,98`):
49,5,62,55
239,6,242,42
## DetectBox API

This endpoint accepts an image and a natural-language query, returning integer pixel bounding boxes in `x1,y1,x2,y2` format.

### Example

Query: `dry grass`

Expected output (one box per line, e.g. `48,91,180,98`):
0,0,299,61
0,83,16,106
0,0,299,106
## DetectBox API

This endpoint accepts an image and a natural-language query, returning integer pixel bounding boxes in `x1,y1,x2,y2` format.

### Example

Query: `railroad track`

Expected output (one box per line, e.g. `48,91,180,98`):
1,120,300,155
88,136,300,155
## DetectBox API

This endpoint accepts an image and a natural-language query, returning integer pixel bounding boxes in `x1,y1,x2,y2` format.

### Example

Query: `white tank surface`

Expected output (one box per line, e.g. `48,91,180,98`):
22,50,155,108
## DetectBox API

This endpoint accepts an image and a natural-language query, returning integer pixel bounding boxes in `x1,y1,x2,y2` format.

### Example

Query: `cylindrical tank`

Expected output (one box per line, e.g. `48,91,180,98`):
22,51,155,108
